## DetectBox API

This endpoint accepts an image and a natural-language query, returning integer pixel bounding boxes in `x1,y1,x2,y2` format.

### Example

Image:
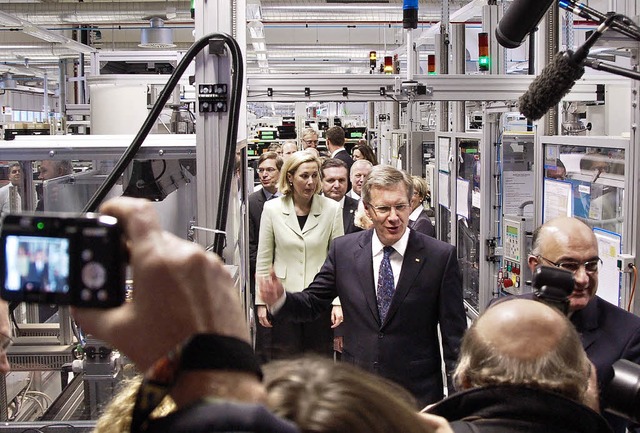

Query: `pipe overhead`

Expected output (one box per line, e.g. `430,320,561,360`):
1,2,191,25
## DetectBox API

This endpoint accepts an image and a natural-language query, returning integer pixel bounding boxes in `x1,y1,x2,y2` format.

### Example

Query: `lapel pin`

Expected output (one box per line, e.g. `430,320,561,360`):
415,258,421,263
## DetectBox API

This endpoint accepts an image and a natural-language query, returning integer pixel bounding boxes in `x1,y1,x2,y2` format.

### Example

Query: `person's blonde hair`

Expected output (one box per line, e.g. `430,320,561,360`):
277,151,322,196
411,176,430,201
301,128,319,141
93,376,176,433
264,356,436,433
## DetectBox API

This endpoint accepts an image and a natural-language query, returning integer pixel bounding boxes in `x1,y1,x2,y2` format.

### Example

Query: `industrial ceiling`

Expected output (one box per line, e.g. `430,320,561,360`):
0,0,476,85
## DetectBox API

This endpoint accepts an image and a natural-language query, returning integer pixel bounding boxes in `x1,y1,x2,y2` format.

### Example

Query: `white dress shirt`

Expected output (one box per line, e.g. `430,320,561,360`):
371,228,410,290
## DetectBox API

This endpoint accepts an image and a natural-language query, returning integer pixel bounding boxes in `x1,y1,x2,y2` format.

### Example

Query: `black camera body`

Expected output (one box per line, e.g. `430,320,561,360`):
1,213,127,308
531,265,574,315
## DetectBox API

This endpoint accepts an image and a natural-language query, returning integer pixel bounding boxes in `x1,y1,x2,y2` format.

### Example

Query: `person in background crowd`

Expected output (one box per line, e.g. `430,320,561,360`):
36,160,73,212
325,127,353,182
321,158,360,235
0,162,22,215
352,144,378,166
408,175,435,237
268,143,283,157
347,159,373,201
248,152,283,300
282,141,298,161
300,128,319,150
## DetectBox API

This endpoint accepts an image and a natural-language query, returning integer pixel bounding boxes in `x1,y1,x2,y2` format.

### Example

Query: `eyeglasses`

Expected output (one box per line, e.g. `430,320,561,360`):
303,140,319,145
257,167,277,174
366,203,410,216
538,256,602,274
0,332,13,353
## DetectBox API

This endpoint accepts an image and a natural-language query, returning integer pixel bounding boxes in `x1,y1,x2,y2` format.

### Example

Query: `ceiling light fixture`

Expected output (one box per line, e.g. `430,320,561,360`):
139,17,176,49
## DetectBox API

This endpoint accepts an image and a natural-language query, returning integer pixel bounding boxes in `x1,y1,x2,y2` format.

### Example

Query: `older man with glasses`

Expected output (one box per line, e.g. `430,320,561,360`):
300,128,319,150
259,165,466,407
525,216,640,433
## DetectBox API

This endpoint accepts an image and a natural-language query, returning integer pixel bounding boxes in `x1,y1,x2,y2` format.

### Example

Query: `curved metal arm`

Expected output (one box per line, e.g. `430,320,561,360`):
83,33,243,257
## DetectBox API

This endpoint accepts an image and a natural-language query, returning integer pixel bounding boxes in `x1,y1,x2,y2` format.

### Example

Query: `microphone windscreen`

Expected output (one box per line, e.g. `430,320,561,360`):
519,52,586,121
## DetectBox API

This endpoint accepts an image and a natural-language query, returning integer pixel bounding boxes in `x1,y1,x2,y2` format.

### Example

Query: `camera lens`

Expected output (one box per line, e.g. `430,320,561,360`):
605,359,640,423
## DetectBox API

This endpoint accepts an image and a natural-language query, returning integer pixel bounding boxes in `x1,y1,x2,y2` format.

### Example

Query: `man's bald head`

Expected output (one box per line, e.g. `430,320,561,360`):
455,299,591,404
531,217,597,258
476,299,567,359
529,217,600,312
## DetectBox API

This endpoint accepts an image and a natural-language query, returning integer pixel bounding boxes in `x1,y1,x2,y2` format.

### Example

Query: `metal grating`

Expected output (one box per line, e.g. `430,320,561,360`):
7,345,75,372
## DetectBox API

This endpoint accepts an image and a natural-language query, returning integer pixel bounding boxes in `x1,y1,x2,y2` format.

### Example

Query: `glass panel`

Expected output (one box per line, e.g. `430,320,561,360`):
457,140,480,312
544,145,624,234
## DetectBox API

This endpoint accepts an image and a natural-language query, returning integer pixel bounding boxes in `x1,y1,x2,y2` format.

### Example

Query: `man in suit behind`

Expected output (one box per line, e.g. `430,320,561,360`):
326,126,353,188
248,152,283,296
320,158,361,235
259,165,467,407
26,249,49,291
525,216,640,433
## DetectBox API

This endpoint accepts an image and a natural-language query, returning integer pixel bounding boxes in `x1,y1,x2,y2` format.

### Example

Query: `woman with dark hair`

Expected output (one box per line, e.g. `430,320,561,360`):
352,144,378,165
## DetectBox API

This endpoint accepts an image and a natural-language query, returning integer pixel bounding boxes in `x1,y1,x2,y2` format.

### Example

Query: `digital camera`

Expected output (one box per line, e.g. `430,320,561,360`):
1,213,127,308
531,265,574,315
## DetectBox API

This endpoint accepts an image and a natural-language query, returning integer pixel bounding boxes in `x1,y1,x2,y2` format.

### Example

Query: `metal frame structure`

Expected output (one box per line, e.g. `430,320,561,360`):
247,74,610,104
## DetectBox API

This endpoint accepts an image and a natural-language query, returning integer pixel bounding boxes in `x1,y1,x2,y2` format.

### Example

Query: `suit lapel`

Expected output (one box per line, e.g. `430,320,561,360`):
383,230,426,327
281,196,303,237
301,195,322,234
571,297,600,350
343,197,358,234
354,231,379,324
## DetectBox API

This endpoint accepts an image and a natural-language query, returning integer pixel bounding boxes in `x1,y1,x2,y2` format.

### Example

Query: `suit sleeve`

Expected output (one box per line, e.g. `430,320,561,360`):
255,204,275,305
329,202,344,305
248,198,259,276
330,202,345,241
438,246,467,392
276,239,339,323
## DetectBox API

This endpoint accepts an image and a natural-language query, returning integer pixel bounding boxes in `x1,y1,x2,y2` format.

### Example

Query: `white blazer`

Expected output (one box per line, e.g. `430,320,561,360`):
255,194,343,304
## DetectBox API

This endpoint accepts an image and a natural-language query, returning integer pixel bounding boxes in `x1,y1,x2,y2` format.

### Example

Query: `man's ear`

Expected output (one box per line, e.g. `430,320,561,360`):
527,255,539,272
363,203,372,220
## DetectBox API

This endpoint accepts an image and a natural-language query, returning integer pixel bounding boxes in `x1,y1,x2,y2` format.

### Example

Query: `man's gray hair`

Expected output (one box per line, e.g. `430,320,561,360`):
361,165,412,204
453,308,591,404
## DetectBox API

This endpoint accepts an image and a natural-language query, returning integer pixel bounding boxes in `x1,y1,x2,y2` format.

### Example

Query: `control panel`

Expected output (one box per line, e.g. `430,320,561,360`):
501,216,532,295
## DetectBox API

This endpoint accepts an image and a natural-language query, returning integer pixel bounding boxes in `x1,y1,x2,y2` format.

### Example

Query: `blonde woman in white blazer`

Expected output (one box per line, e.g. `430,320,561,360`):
255,151,344,361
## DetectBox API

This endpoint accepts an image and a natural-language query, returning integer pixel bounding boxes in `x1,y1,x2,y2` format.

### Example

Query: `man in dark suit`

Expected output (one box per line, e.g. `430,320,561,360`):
259,165,467,407
326,126,353,189
248,152,283,293
320,158,361,235
25,249,49,291
525,216,640,433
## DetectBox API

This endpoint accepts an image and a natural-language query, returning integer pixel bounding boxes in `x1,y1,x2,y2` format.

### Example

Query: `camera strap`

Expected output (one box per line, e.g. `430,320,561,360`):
130,334,262,433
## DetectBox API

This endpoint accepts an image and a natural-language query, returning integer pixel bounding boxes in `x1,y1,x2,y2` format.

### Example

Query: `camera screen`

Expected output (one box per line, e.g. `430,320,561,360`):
4,235,70,294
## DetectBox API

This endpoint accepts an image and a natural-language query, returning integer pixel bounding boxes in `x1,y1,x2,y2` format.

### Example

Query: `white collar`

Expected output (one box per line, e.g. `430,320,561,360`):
409,206,423,221
372,227,410,257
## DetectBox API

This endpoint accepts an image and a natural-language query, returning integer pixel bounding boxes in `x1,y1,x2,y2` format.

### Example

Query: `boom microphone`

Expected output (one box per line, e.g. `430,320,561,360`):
495,0,555,49
518,13,618,120
518,51,585,120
